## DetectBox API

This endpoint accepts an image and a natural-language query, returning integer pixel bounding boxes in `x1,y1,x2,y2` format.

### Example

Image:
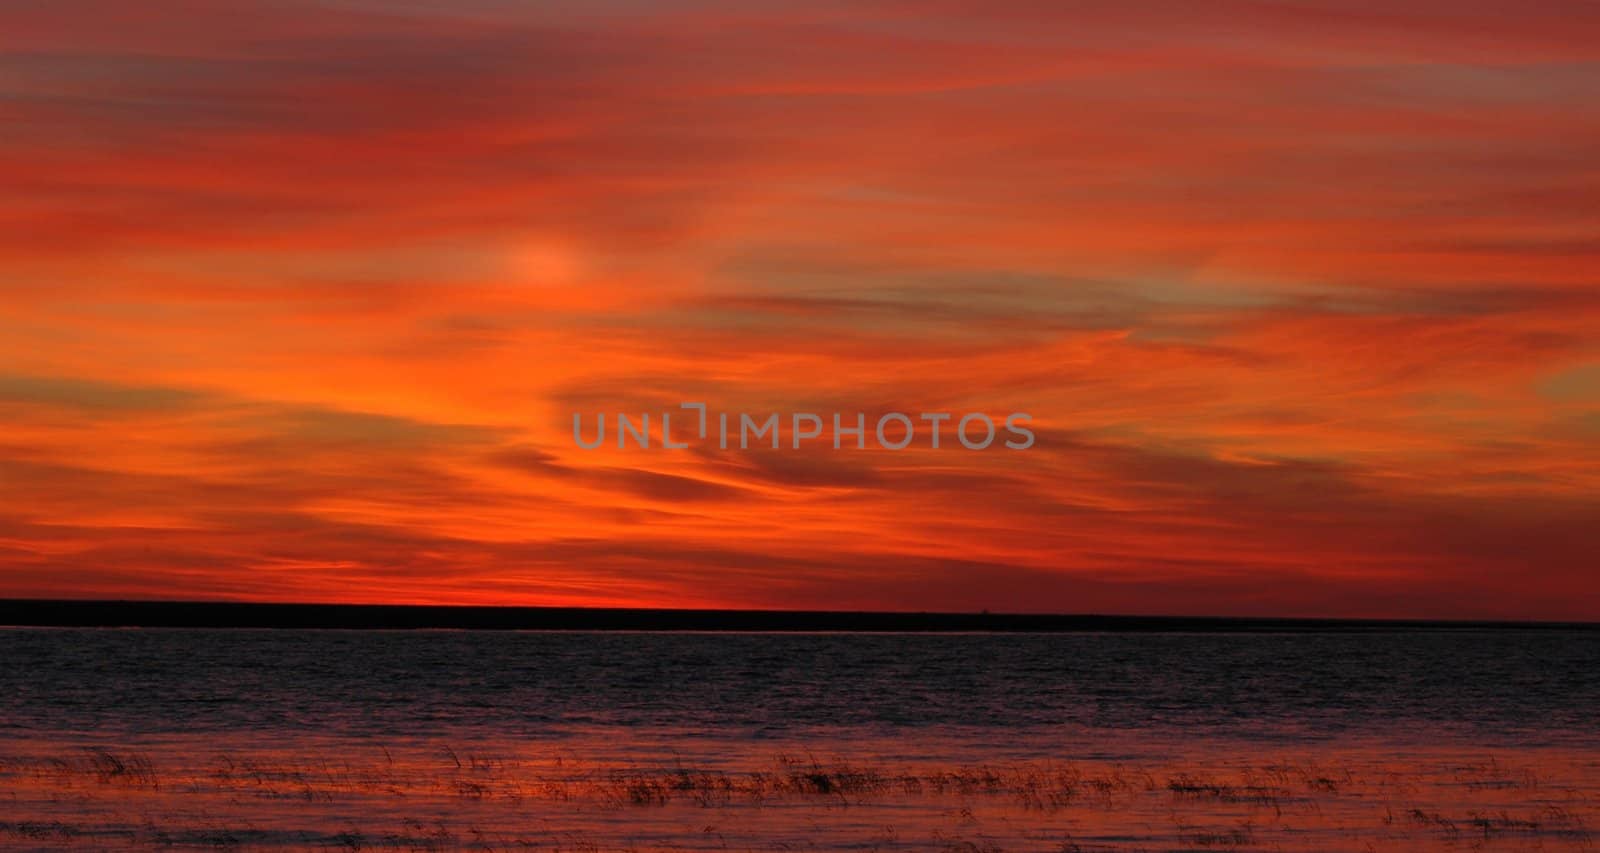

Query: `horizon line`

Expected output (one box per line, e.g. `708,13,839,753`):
1,599,1595,632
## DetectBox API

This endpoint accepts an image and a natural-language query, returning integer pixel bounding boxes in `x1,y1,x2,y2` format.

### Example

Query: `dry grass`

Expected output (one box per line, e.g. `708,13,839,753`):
0,746,1596,851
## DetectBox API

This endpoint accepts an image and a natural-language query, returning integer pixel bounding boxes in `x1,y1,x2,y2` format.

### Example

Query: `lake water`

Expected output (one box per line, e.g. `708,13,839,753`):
3,628,1598,850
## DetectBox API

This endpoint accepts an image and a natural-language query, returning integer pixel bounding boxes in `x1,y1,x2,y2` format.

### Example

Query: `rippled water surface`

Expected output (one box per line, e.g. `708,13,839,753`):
3,628,1598,850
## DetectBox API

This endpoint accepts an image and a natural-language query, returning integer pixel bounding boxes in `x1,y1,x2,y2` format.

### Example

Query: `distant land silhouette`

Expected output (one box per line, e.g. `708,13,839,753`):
0,600,1594,631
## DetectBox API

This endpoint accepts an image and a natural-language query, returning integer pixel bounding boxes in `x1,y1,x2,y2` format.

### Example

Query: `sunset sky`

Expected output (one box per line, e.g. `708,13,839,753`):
1,0,1597,618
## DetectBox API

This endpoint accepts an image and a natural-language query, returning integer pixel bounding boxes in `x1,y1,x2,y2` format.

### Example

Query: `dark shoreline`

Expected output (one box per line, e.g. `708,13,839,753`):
1,599,1594,632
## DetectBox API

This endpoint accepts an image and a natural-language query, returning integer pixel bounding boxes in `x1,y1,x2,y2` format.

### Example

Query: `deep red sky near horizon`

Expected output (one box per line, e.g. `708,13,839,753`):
1,0,1597,619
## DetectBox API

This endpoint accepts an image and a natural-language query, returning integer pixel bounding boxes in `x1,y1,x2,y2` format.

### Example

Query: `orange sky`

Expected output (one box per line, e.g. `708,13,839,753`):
1,0,1597,618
